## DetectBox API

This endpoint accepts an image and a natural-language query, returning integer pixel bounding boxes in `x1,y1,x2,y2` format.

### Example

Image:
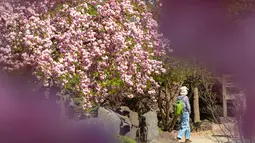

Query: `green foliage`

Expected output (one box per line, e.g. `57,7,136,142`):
155,56,215,89
184,59,215,88
143,0,162,22
155,56,193,86
49,1,72,18
116,135,136,143
102,70,125,89
69,97,99,119
63,73,81,91
154,56,217,131
86,4,98,15
85,105,99,113
158,128,163,133
227,0,255,19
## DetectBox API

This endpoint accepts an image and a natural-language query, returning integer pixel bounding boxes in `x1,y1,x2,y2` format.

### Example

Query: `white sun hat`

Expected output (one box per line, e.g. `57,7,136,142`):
180,86,189,95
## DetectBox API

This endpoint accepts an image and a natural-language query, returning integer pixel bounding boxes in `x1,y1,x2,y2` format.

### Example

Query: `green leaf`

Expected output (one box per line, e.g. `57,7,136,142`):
87,5,98,16
116,135,136,143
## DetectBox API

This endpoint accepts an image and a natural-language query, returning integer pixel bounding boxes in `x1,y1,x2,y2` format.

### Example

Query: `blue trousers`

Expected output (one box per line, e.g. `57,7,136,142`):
177,112,191,139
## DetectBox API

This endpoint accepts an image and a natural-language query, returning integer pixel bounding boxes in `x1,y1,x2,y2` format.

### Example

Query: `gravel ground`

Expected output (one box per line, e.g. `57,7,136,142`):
150,123,255,143
151,123,239,143
150,131,232,143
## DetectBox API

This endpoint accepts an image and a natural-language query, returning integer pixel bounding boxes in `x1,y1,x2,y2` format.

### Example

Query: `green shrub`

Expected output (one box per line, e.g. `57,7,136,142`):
116,135,136,143
158,128,163,133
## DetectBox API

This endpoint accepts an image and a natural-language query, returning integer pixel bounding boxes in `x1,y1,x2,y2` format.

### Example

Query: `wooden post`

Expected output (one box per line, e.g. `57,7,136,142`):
193,87,200,123
222,75,228,117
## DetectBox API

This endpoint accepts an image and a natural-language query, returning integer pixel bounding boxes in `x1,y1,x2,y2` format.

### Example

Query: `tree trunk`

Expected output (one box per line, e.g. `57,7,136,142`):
168,82,183,131
58,94,67,122
158,88,164,122
165,84,171,130
193,87,200,123
222,76,228,117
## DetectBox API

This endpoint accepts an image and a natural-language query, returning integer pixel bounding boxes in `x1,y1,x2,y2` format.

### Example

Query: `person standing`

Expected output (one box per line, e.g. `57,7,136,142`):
176,86,192,143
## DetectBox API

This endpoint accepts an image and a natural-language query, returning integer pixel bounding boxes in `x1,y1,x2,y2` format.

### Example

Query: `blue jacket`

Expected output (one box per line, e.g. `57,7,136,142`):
176,95,191,114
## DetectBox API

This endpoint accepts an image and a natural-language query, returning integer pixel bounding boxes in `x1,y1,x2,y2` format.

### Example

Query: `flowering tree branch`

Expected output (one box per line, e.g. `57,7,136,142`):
0,0,170,108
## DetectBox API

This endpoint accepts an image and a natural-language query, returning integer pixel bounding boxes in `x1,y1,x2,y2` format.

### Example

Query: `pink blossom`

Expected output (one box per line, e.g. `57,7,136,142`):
127,94,134,99
0,0,170,108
